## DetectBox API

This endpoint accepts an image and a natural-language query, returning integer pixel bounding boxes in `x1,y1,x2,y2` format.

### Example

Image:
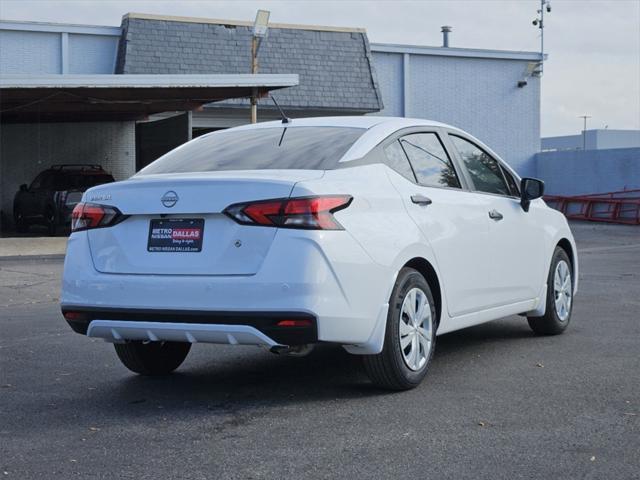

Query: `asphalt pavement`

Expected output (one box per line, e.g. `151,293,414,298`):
1,222,638,479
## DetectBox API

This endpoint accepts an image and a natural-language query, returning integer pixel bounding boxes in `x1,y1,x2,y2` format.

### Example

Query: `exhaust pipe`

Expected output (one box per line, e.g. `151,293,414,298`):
270,344,315,357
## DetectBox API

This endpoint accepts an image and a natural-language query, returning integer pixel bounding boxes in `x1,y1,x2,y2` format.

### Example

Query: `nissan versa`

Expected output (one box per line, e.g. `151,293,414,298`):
60,117,577,390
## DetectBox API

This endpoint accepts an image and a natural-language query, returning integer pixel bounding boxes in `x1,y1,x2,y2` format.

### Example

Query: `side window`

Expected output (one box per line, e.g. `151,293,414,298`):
501,165,520,197
34,172,57,190
399,133,461,188
449,135,509,196
29,172,46,190
383,140,416,182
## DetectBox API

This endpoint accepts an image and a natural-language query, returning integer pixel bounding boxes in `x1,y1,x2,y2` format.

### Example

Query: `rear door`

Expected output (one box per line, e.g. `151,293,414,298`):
382,129,495,317
447,133,545,305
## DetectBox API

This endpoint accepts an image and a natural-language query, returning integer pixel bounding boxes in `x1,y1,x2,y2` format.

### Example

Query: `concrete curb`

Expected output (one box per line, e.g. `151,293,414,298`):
0,254,65,262
0,236,67,259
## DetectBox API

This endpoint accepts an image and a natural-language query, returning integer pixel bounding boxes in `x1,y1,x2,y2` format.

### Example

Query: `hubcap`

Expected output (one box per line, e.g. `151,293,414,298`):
398,287,433,371
553,260,572,322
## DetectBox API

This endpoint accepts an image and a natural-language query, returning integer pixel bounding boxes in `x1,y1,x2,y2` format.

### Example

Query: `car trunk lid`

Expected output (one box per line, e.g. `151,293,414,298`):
85,170,323,275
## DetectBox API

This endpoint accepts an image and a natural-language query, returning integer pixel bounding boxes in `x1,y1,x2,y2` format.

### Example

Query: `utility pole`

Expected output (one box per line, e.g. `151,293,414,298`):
250,10,270,124
532,0,551,75
250,36,259,124
579,115,592,150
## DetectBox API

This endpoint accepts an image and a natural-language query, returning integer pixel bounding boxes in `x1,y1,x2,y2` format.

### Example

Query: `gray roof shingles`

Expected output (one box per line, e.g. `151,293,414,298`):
115,16,383,113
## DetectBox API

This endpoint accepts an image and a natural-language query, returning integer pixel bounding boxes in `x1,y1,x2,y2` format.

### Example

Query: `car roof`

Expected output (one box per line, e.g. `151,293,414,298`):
230,116,457,131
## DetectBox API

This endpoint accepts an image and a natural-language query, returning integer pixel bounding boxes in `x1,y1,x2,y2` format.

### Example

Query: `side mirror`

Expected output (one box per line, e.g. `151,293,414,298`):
19,184,28,192
520,177,544,212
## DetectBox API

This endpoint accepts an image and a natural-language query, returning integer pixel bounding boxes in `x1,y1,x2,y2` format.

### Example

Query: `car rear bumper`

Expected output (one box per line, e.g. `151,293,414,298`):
87,321,285,347
61,229,393,348
62,307,317,345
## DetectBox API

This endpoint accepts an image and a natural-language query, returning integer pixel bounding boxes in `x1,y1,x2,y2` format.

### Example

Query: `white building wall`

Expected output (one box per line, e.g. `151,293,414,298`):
0,30,62,74
0,121,135,224
0,21,119,75
372,52,404,117
68,33,118,74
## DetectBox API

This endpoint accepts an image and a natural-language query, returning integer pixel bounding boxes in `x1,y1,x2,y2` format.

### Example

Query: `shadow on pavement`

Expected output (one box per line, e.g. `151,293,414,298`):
59,318,539,421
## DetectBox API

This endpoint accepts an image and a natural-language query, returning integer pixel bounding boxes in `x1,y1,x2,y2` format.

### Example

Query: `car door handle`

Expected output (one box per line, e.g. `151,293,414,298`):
411,194,432,206
488,209,503,221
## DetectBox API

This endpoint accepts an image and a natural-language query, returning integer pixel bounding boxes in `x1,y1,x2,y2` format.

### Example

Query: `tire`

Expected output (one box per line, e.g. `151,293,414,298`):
363,267,436,390
45,208,57,236
14,213,28,233
114,341,191,375
527,247,573,335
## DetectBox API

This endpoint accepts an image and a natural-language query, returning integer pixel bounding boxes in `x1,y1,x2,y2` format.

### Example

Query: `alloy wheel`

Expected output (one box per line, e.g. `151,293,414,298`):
553,260,572,322
398,287,433,371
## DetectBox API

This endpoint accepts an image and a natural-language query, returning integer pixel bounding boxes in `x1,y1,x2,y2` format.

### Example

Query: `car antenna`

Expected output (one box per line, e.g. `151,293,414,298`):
270,95,290,124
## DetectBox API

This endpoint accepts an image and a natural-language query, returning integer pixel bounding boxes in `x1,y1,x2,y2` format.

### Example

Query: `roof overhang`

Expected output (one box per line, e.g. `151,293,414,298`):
0,74,299,123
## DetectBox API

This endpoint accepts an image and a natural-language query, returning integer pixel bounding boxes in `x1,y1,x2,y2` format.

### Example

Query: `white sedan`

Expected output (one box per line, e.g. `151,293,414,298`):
61,116,577,390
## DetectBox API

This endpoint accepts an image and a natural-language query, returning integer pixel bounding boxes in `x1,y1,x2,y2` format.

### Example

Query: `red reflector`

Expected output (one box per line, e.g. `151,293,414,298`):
63,311,85,320
276,319,313,327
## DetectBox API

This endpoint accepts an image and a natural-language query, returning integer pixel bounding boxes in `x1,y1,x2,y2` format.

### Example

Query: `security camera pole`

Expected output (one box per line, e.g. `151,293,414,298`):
532,0,551,75
251,10,270,124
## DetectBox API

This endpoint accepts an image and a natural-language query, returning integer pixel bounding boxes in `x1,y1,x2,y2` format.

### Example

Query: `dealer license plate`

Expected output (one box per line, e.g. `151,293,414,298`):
147,218,204,252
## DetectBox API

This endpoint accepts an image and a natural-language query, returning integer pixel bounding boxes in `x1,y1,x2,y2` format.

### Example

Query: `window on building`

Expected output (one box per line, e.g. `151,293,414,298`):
449,135,509,196
399,133,461,188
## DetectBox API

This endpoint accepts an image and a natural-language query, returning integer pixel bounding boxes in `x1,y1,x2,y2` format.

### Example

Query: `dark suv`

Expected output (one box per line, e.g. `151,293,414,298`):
13,165,115,235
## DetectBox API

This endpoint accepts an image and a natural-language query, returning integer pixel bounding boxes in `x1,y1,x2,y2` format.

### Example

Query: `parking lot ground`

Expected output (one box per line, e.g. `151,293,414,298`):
1,222,638,479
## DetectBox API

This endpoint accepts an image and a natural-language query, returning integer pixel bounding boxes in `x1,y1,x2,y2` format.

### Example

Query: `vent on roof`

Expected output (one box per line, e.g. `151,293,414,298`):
441,26,452,47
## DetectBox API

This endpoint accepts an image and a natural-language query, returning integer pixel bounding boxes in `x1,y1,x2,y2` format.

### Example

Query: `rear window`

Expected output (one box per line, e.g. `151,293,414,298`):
137,127,365,175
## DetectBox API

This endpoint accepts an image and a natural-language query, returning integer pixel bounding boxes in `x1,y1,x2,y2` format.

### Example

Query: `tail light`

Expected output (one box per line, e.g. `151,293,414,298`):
224,195,352,230
71,202,124,232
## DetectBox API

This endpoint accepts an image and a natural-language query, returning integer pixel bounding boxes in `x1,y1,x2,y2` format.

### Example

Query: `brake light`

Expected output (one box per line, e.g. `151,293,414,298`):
224,195,352,230
71,202,124,232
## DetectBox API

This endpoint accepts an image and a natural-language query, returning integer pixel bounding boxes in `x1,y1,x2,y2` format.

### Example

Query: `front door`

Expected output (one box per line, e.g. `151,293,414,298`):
448,134,544,307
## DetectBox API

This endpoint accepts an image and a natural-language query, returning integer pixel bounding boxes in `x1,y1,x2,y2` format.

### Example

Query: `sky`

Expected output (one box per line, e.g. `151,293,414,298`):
1,0,639,137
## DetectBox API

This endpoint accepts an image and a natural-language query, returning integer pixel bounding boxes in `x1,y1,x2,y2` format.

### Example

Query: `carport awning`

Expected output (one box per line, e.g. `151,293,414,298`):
0,74,299,123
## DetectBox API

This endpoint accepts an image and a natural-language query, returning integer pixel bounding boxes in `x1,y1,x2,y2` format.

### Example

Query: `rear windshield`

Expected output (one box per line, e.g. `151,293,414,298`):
137,126,364,175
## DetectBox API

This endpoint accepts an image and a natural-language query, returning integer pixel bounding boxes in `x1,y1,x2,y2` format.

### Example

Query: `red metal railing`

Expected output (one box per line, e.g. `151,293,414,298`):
544,188,640,225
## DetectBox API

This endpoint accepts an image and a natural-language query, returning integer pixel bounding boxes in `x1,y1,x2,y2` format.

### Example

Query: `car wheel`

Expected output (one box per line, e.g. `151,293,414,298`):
114,341,191,375
46,209,57,236
14,213,28,233
527,247,573,335
363,267,436,390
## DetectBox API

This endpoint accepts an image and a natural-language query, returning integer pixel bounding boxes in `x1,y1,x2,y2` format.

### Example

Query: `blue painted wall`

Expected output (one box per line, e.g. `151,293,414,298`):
542,130,640,151
372,49,541,177
536,147,640,195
